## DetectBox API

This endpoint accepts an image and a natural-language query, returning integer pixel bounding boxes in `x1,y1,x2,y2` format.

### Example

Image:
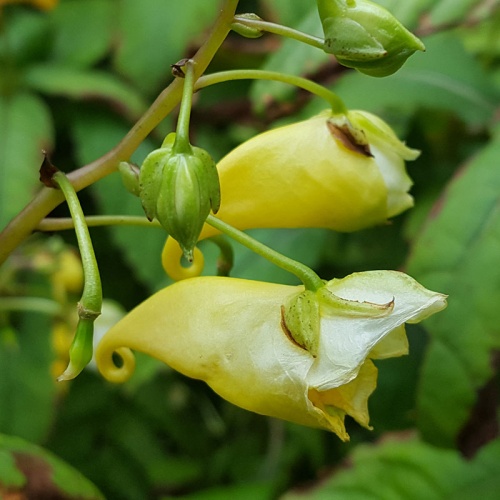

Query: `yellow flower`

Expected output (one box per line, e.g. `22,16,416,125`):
95,270,446,441
163,110,418,280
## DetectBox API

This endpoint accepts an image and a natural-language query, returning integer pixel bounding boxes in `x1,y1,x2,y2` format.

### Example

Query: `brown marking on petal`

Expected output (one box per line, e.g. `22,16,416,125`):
327,121,373,157
280,305,308,353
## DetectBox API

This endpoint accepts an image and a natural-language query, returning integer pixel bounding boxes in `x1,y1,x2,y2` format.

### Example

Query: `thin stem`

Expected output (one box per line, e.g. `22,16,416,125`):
36,215,161,232
233,15,325,50
52,172,102,314
0,0,240,267
173,60,196,154
51,170,104,381
195,69,347,114
209,235,234,277
206,215,324,291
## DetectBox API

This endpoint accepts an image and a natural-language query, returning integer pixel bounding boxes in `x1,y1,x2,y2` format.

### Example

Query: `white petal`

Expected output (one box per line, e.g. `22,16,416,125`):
307,271,447,390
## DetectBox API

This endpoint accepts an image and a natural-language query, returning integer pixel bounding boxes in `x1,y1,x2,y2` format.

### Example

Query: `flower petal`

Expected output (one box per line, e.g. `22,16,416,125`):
308,359,378,441
307,271,447,390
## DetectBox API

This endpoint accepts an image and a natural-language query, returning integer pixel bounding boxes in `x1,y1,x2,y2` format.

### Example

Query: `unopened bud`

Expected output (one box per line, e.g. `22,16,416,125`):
139,133,220,260
317,0,425,77
232,14,265,39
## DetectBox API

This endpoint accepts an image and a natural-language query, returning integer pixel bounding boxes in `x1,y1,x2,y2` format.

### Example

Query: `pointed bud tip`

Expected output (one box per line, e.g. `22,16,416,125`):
56,362,82,382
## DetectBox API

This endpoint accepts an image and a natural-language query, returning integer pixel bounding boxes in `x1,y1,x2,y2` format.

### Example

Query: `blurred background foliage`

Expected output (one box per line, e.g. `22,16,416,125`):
1,0,500,498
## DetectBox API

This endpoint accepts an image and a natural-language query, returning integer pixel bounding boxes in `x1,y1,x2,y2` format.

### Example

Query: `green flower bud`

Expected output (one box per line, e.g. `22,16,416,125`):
317,0,425,77
232,13,264,39
57,318,94,381
139,133,220,261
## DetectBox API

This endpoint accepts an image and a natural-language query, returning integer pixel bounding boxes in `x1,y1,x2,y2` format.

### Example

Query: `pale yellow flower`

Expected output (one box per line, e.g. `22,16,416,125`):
95,270,446,440
162,110,418,280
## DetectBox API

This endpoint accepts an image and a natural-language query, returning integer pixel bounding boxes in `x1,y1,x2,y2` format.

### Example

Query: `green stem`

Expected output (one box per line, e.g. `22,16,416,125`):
52,172,102,316
206,215,324,291
209,235,234,277
233,15,325,50
195,69,347,113
173,60,196,154
36,215,160,232
0,0,239,267
51,171,104,381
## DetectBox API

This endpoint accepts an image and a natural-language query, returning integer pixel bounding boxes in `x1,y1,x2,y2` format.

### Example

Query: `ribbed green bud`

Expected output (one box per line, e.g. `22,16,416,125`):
139,133,220,261
317,0,425,77
281,290,320,357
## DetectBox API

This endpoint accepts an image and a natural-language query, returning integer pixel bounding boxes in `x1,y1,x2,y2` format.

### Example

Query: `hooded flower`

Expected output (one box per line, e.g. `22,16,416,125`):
95,270,446,441
163,109,418,280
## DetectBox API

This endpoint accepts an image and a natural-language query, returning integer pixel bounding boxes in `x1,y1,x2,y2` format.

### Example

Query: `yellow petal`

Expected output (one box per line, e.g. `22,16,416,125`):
163,110,418,280
95,272,446,439
309,359,378,441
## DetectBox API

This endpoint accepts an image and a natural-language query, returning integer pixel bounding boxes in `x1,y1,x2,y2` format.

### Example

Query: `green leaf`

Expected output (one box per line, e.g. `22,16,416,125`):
24,64,148,121
48,0,115,67
429,0,486,26
406,129,500,446
181,482,275,500
0,447,25,488
0,317,55,443
0,433,104,499
307,32,499,127
281,437,500,500
374,0,489,29
0,92,53,231
0,8,51,65
113,0,217,94
250,8,329,113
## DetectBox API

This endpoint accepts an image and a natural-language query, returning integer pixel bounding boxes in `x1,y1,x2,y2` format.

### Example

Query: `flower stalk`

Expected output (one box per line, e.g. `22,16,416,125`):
39,154,102,380
232,14,325,49
206,215,324,291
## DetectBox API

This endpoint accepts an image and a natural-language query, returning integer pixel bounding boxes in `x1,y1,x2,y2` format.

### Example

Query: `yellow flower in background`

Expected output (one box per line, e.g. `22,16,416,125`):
95,271,446,441
0,0,58,10
163,109,418,280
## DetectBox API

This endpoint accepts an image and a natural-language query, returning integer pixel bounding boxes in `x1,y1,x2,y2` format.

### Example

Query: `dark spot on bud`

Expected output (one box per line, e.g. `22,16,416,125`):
327,121,373,157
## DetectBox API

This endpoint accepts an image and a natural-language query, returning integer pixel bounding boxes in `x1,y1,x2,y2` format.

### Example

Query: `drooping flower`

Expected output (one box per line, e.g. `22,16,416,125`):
162,109,418,280
95,270,446,441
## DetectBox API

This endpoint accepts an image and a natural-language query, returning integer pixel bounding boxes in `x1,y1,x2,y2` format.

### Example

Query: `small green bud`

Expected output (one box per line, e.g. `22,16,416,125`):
118,161,141,196
281,290,320,357
57,318,95,381
232,13,264,39
317,0,425,77
139,134,220,261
